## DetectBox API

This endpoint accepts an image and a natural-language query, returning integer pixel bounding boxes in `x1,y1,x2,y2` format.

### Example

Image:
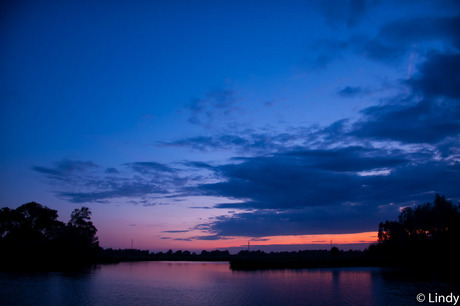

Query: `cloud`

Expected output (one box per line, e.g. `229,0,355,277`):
408,52,460,99
202,205,389,237
191,234,231,241
184,89,240,128
32,159,98,178
361,15,460,63
159,128,312,154
307,9,460,69
32,160,183,204
105,167,120,174
337,86,364,98
57,180,168,204
192,154,459,236
351,99,460,144
376,15,460,51
351,52,460,144
193,145,456,209
126,161,177,174
162,230,190,233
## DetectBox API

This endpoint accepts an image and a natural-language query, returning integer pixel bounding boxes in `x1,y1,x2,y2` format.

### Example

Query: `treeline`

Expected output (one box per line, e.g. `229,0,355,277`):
1,194,459,271
0,202,99,270
98,249,232,263
97,247,365,269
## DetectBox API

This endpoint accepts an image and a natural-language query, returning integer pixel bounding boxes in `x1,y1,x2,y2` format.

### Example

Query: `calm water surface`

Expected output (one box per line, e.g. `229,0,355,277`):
0,261,457,305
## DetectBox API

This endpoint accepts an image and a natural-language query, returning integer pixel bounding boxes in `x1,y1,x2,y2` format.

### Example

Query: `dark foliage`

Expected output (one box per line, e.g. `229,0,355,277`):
98,248,231,263
369,194,460,267
0,202,100,270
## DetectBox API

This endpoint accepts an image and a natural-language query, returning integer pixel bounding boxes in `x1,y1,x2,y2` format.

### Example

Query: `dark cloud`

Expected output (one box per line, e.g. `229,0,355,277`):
408,52,460,99
351,52,460,144
351,99,460,143
193,146,455,209
203,205,391,237
284,147,408,172
193,154,459,236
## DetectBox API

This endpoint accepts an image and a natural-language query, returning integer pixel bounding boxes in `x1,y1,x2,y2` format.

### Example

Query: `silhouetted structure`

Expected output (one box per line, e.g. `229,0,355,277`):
0,202,100,270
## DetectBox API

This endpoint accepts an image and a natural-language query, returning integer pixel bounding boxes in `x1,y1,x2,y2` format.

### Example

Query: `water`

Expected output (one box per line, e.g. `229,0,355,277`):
0,261,457,305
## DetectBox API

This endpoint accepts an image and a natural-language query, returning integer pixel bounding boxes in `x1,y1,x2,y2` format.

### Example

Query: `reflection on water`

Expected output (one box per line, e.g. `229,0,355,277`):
0,261,457,305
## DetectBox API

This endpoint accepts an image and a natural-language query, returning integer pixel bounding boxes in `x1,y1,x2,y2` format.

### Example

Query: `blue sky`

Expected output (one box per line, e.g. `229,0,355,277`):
1,0,459,251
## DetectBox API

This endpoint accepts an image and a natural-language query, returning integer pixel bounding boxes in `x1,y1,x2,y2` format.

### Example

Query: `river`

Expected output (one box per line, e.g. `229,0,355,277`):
0,261,457,305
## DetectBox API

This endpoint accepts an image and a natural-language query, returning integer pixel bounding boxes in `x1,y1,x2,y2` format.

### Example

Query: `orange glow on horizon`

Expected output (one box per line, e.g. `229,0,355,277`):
259,231,378,246
128,231,379,252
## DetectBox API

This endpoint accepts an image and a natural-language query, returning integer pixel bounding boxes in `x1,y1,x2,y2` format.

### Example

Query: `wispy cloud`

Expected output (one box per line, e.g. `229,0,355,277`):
159,128,313,155
184,88,241,129
32,160,185,204
33,159,98,178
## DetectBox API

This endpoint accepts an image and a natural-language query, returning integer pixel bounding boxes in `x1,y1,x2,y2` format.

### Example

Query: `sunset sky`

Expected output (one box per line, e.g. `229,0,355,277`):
1,0,459,252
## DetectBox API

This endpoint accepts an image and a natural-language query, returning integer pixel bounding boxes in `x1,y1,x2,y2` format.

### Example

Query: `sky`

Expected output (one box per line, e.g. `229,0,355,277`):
1,0,459,252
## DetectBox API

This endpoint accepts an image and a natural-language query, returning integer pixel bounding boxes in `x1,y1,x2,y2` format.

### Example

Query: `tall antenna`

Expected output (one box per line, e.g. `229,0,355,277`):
131,238,134,249
248,240,250,251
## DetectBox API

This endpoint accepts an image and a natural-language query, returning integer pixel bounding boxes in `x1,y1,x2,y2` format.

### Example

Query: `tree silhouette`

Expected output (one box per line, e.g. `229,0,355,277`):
0,202,99,269
0,203,64,255
67,207,99,249
375,194,460,265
